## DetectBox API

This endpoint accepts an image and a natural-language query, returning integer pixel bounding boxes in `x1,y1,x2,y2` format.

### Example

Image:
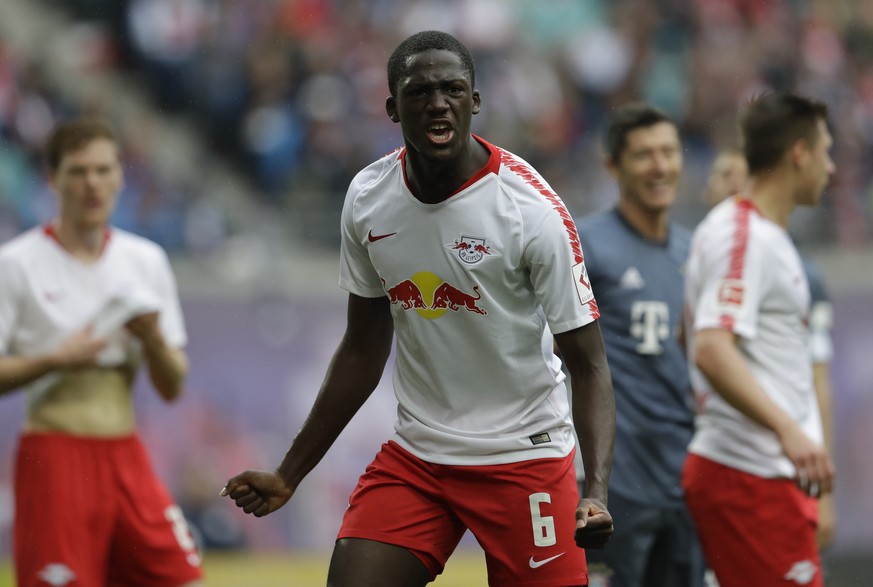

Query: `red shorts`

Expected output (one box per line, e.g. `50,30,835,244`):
338,441,587,587
14,433,203,587
682,453,821,587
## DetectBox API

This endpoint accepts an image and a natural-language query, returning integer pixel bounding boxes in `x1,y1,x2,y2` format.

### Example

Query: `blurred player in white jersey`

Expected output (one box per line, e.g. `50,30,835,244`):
0,118,203,586
683,93,836,587
222,30,616,587
705,146,837,550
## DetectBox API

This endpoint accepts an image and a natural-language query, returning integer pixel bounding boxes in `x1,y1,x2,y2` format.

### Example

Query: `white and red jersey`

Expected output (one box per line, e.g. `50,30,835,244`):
0,226,186,408
339,136,599,466
684,197,823,478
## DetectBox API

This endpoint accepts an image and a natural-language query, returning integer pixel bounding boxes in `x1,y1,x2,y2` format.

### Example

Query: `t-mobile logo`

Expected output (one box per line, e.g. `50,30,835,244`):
630,301,669,354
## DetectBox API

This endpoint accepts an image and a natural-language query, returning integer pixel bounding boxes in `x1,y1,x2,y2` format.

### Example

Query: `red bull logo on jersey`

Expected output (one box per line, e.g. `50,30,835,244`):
445,235,499,265
383,272,487,318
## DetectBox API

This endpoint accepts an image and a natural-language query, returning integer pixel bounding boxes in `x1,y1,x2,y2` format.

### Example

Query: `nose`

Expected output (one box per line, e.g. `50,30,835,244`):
652,152,670,174
426,89,450,111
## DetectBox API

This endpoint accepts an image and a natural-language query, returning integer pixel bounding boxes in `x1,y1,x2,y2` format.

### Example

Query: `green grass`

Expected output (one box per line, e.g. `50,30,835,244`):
0,549,489,586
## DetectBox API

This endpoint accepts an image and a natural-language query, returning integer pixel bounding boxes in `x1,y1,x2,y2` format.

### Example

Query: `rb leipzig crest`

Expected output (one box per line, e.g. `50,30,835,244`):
445,235,499,265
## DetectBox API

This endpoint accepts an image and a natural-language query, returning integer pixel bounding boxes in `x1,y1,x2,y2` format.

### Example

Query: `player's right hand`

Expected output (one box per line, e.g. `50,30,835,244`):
220,470,294,517
54,327,106,368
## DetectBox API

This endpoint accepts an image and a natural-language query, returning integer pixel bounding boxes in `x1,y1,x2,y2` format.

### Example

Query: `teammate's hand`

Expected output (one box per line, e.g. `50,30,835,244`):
574,497,614,549
220,470,294,517
778,423,835,497
54,327,106,368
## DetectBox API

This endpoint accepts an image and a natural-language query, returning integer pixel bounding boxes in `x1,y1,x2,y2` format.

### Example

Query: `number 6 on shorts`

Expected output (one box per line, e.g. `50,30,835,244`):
529,492,556,547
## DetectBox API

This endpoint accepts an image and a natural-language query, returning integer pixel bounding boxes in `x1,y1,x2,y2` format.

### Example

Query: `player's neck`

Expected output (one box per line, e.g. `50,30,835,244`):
617,201,669,242
746,174,795,228
52,219,108,262
404,136,489,204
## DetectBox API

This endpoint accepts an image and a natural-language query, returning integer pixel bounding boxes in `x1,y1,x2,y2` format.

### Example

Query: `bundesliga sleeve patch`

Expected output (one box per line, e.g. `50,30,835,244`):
717,278,745,310
573,263,595,305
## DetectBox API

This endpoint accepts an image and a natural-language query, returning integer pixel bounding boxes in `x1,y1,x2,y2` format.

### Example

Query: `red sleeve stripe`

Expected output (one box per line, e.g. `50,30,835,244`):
719,199,755,329
498,149,584,265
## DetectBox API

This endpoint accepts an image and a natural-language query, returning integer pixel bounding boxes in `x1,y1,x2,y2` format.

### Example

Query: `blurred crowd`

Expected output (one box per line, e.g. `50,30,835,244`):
3,0,873,250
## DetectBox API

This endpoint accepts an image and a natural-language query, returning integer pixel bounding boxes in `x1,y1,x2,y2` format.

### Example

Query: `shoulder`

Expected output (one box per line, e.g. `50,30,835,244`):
493,148,569,225
110,228,171,264
348,149,403,198
495,147,551,197
669,220,693,249
575,209,617,234
0,228,45,266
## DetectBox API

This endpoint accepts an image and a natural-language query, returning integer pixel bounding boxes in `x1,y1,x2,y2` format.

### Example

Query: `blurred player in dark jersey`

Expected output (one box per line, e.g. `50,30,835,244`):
575,102,705,587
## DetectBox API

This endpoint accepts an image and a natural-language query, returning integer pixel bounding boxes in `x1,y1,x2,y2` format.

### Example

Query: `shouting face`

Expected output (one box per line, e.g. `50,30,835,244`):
386,49,481,165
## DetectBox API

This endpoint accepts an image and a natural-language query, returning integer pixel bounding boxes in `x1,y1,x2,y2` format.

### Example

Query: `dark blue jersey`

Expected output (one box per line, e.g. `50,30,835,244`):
801,254,834,364
576,208,693,506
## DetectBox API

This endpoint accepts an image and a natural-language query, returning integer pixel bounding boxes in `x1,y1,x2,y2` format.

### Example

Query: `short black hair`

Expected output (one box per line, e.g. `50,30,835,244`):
604,102,675,162
740,93,829,175
387,30,475,97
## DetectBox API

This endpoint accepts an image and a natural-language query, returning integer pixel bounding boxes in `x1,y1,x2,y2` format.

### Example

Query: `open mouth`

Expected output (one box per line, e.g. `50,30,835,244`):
427,122,454,145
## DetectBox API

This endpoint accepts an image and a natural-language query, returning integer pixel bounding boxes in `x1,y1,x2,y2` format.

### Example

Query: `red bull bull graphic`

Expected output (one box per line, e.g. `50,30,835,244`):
382,271,487,318
445,235,499,265
382,278,426,310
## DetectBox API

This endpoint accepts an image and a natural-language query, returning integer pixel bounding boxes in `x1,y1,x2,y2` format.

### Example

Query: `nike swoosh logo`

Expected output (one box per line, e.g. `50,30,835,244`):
528,552,565,569
367,230,397,242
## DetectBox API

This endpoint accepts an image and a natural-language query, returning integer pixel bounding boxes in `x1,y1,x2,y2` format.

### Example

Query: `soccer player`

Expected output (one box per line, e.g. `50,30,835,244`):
574,103,705,587
704,146,838,550
683,93,836,587
0,117,203,587
703,147,749,206
222,30,616,586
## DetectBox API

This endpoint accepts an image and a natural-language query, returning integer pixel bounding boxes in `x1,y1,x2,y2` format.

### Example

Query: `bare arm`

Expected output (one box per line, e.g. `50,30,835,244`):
554,320,615,548
0,328,106,395
695,328,834,495
224,293,394,516
126,312,188,402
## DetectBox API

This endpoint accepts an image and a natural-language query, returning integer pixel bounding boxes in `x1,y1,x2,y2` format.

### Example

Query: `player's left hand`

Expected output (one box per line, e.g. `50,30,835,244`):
574,497,614,549
125,312,162,346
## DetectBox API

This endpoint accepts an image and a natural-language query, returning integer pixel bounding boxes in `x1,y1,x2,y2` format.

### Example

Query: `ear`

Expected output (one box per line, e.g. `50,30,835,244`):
790,138,811,169
386,97,399,123
472,90,481,115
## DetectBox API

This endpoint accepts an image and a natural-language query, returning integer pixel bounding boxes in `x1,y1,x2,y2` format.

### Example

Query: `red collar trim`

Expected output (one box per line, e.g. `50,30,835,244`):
734,195,762,216
43,224,112,257
399,134,500,199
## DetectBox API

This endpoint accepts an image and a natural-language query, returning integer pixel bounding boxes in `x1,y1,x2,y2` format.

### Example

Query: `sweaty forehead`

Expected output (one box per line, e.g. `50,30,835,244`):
401,50,468,83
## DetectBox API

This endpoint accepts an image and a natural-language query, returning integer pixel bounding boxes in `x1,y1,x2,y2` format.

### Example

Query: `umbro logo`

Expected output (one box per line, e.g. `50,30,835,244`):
367,229,397,242
784,560,817,584
528,552,564,568
619,266,644,289
37,563,76,586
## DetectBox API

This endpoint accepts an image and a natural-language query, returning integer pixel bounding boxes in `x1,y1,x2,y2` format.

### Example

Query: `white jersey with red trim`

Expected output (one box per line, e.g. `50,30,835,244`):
339,136,599,466
684,197,823,478
0,226,187,409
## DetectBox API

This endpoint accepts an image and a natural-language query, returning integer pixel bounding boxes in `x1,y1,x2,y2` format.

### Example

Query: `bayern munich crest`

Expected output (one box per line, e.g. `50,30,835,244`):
445,235,499,264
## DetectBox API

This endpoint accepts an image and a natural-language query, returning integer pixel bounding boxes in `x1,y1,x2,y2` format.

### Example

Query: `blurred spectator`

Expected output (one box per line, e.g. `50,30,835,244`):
9,0,873,249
